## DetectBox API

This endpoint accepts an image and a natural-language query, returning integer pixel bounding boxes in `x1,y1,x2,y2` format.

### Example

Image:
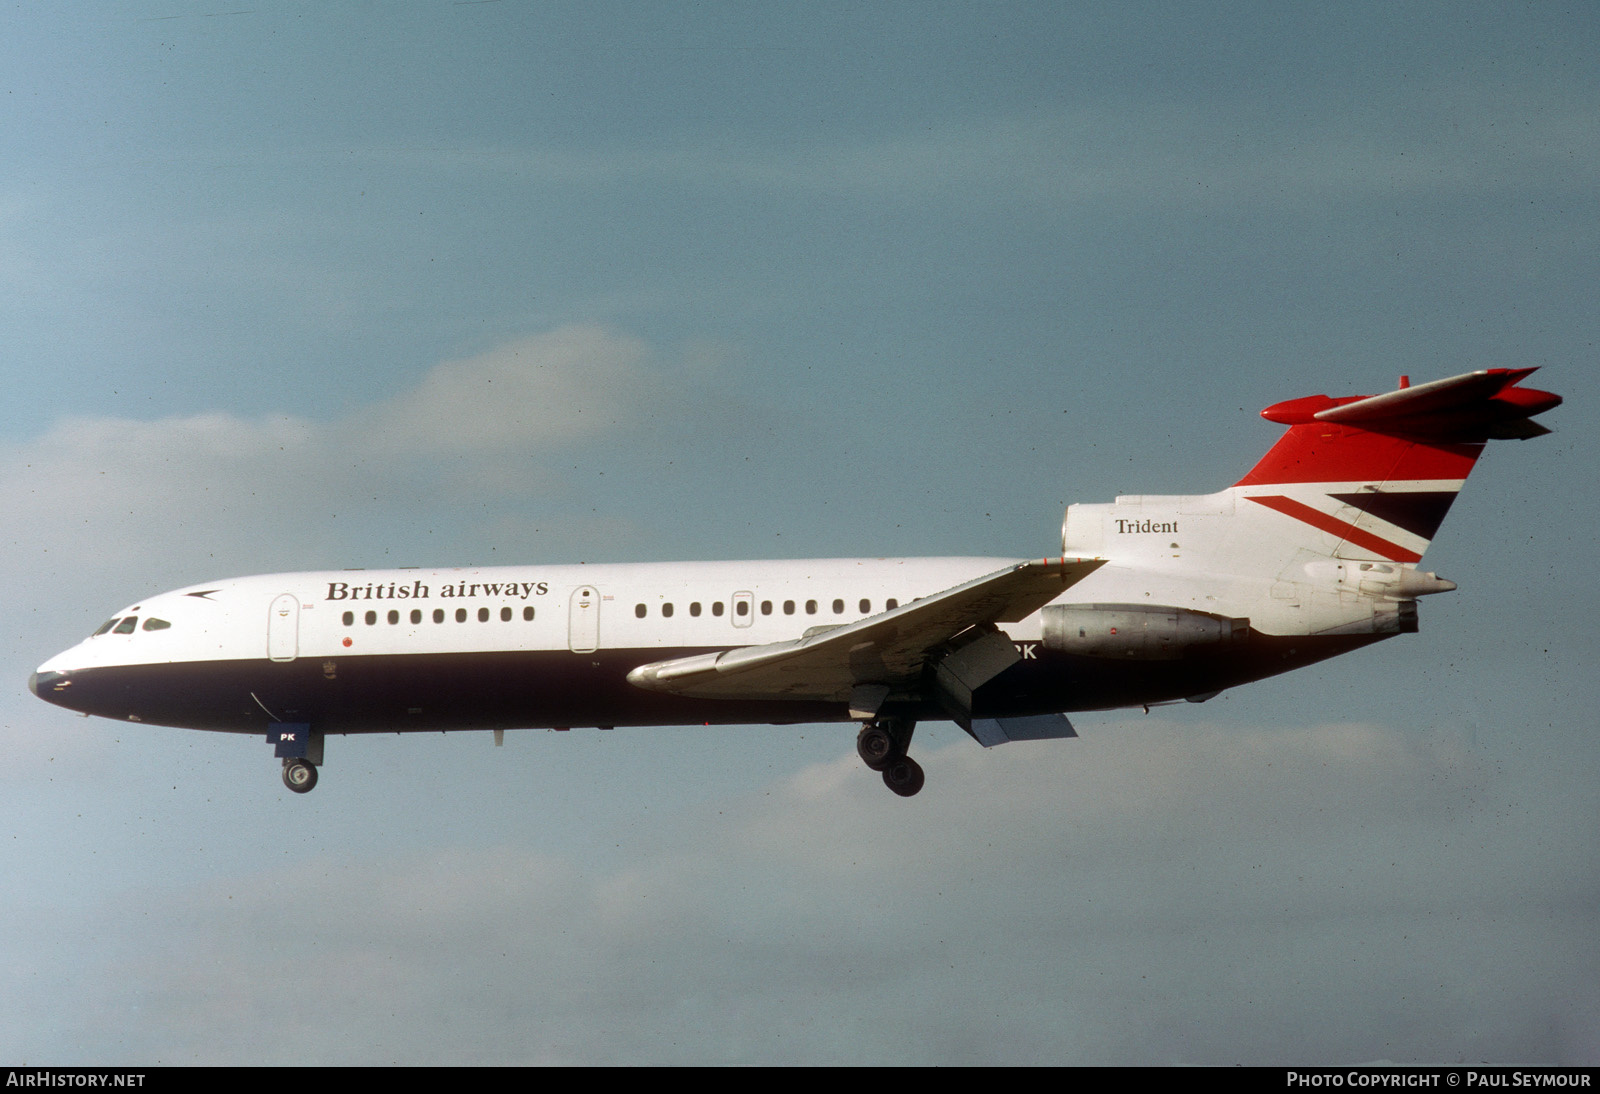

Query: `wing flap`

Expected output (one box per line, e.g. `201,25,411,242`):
626,557,1103,703
970,713,1079,747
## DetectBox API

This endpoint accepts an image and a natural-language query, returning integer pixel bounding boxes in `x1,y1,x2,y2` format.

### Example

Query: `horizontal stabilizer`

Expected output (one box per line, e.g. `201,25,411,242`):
1488,416,1553,440
1260,368,1561,443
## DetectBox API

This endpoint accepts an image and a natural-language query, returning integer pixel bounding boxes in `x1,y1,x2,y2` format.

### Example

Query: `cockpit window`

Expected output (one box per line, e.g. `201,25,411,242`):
112,617,138,634
92,618,119,637
141,618,171,631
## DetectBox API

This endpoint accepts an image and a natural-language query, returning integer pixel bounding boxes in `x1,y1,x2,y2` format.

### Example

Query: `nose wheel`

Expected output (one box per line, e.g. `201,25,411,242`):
270,722,323,795
856,717,923,797
282,758,318,793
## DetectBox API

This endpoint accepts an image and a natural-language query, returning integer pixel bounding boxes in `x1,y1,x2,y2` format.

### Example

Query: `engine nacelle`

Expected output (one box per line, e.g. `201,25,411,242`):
1313,598,1419,636
1041,603,1249,660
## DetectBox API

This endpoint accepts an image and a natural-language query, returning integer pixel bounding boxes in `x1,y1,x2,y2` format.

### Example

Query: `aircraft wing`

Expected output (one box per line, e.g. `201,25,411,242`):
625,557,1103,705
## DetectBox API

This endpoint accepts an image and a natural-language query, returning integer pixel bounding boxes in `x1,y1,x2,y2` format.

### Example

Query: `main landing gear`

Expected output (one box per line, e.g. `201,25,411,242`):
856,716,924,798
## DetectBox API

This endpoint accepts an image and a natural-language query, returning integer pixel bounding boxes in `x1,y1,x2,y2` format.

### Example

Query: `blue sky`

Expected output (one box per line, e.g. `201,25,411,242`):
1,2,1595,1064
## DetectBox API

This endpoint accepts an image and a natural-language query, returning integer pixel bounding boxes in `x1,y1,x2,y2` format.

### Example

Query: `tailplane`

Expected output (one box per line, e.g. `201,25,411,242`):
1059,370,1560,639
1232,368,1561,564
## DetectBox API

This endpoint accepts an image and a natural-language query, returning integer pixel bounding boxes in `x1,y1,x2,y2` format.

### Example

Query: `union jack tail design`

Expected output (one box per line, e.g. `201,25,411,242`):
1233,369,1561,563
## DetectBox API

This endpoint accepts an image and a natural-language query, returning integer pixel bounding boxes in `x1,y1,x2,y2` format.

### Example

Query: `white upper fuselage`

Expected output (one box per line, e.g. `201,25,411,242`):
40,557,1050,674
37,526,1426,681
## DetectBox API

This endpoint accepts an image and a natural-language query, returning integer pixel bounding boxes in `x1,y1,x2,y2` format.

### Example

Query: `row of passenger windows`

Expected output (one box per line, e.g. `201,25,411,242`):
343,606,536,627
93,598,897,637
97,597,900,637
632,597,898,619
92,616,171,636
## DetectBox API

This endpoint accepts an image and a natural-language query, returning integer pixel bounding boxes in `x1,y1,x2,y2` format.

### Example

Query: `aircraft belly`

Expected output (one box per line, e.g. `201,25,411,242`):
45,629,1391,734
46,648,852,734
976,629,1391,714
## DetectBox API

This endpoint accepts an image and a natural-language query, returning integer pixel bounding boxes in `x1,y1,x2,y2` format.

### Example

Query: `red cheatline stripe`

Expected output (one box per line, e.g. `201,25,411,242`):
1245,495,1423,562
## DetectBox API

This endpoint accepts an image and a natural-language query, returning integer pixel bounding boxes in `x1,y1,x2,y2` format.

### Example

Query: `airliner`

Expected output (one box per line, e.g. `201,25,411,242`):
29,369,1560,798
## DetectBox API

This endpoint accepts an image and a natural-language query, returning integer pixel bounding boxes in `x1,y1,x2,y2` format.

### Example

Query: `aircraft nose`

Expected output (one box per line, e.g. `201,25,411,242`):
29,669,70,703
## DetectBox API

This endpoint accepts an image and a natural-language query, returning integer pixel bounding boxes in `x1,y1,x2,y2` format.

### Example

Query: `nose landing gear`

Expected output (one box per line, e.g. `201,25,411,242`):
270,722,323,795
856,716,923,797
282,758,318,793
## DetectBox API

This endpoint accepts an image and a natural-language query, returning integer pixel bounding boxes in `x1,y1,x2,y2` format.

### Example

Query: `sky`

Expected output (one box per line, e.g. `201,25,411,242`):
0,1,1595,1065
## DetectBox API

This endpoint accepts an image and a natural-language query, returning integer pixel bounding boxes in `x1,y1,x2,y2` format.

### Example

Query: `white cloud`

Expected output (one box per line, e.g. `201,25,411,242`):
358,326,650,456
0,325,655,591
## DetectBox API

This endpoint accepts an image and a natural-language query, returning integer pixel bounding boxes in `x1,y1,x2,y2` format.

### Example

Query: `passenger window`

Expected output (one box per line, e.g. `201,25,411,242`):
832,599,844,614
859,599,870,614
365,611,377,626
523,606,535,621
342,611,354,627
761,601,772,615
388,610,400,625
113,617,138,634
635,604,646,618
735,600,749,617
456,608,468,623
690,602,701,617
784,600,795,615
141,618,171,631
478,607,490,622
433,609,445,623
500,606,512,622
662,603,674,618
712,602,724,617
887,598,898,610
805,600,817,615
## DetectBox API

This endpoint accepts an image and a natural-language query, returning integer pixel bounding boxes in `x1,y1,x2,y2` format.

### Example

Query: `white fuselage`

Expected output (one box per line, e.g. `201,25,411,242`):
31,549,1392,743
41,557,1033,673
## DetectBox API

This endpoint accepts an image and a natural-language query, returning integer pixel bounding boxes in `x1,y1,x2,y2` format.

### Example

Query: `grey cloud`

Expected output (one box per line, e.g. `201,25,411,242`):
38,720,1597,1065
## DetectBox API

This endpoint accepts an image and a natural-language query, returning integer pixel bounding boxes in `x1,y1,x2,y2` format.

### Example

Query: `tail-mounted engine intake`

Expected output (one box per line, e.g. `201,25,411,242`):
1041,604,1249,660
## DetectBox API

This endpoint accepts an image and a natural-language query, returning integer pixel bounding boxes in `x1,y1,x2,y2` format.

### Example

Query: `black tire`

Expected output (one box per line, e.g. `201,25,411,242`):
282,759,318,794
882,756,924,797
856,724,896,771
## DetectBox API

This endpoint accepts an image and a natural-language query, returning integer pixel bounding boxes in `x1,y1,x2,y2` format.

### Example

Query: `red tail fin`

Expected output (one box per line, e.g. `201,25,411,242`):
1233,369,1560,562
1238,368,1560,488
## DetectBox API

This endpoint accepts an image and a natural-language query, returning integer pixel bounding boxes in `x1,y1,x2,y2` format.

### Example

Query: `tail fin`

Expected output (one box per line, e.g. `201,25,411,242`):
1233,368,1561,563
1059,370,1560,638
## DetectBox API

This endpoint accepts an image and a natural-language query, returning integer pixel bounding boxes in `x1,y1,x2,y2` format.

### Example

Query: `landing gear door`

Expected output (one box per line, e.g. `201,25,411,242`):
267,593,299,662
568,585,600,654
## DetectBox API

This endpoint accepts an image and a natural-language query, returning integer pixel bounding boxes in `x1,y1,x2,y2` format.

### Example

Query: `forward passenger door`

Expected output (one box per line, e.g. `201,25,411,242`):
568,586,600,653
